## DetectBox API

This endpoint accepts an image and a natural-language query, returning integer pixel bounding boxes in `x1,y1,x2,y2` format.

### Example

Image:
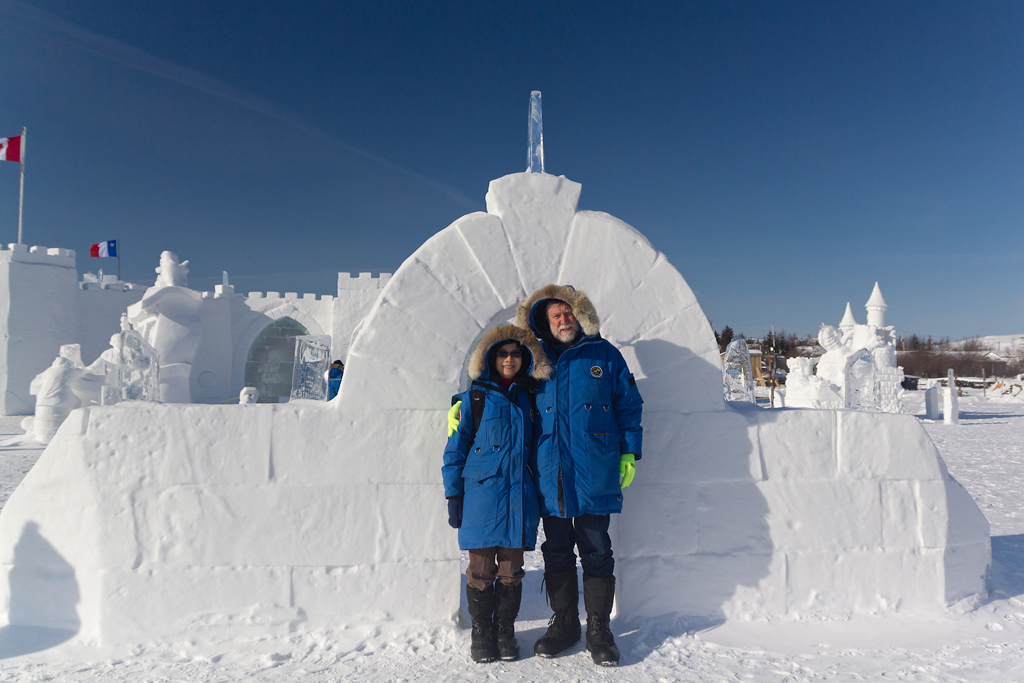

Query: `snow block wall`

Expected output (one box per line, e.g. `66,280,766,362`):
0,246,144,416
0,245,81,415
0,173,989,644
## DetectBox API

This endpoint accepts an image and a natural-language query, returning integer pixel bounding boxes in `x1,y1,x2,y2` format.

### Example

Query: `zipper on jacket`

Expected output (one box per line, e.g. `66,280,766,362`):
557,468,565,517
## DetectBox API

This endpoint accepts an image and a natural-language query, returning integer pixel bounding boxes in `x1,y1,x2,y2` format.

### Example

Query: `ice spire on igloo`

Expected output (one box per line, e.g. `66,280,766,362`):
866,282,888,327
528,90,544,173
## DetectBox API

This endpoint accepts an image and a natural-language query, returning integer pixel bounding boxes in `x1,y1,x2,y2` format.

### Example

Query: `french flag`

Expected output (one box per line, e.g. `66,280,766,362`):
89,240,117,257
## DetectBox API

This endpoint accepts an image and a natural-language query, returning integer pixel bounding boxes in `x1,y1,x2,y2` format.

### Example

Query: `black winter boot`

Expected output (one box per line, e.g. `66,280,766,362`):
466,583,499,663
583,574,619,666
494,581,522,661
533,569,582,658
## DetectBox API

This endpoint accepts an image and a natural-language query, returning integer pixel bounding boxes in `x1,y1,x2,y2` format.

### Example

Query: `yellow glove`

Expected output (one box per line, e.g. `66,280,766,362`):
447,401,462,438
619,454,636,488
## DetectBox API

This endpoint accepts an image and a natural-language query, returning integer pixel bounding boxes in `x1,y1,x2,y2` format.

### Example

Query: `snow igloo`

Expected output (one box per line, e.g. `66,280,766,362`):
0,172,990,644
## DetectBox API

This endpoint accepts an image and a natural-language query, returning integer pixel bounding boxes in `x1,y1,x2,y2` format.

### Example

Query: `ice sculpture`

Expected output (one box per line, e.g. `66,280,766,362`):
22,356,103,444
847,350,877,411
126,251,202,402
118,326,160,402
528,90,544,173
290,335,331,401
239,386,259,405
722,338,755,402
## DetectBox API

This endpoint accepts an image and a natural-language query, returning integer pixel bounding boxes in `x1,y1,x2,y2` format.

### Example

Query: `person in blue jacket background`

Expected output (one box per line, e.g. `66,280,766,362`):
326,360,344,400
515,284,643,667
442,324,552,663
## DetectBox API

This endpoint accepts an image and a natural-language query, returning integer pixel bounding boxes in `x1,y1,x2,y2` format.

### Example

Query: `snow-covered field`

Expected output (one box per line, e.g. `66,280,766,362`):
0,391,1023,681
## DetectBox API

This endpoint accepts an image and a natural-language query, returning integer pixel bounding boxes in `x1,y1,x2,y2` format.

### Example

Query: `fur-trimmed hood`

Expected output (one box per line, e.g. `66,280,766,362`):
468,324,553,382
514,284,600,341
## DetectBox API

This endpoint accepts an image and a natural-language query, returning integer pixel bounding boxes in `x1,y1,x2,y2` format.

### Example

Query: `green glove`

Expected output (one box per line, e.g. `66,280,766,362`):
447,401,462,438
619,454,636,488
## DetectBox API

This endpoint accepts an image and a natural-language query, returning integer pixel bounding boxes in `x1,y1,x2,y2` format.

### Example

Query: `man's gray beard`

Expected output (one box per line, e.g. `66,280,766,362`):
555,327,579,345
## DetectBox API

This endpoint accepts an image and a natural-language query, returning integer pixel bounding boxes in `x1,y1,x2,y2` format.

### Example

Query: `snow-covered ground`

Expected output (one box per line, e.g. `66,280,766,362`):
1,392,1023,681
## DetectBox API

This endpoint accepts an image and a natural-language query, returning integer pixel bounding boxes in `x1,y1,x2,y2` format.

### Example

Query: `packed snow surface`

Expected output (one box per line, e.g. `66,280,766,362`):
0,390,1022,680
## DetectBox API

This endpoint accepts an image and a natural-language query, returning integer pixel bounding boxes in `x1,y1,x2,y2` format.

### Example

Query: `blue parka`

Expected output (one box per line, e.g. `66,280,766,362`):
516,284,644,518
442,325,552,550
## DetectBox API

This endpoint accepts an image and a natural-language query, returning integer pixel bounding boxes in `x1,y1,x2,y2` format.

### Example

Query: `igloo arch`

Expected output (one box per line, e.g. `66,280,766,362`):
0,172,989,644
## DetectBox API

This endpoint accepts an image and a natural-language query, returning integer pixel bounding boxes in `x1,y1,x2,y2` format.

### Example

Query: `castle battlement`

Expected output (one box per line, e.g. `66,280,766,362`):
244,291,335,302
337,271,392,291
0,243,76,267
80,272,139,291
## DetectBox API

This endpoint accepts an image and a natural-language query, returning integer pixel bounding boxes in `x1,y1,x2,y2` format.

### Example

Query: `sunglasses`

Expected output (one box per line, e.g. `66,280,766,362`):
496,350,523,359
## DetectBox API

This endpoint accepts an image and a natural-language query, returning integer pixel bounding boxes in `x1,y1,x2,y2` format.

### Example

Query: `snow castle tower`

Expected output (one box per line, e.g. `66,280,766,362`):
0,133,990,643
866,281,888,328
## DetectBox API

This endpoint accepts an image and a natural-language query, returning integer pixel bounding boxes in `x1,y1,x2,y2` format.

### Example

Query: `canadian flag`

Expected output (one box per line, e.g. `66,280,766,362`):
0,136,21,163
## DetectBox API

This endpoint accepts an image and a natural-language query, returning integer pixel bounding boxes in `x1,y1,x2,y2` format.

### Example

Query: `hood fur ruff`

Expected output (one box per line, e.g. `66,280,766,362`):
514,284,600,338
468,324,553,381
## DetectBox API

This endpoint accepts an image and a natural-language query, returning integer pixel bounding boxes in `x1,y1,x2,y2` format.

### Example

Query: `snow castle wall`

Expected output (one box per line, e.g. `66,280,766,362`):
0,245,81,415
0,173,989,644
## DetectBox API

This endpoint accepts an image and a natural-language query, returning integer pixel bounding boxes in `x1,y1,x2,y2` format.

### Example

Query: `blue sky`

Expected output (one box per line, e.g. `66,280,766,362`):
0,0,1021,341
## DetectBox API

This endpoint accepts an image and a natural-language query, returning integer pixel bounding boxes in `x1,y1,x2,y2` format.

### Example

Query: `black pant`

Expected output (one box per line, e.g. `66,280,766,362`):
540,513,613,578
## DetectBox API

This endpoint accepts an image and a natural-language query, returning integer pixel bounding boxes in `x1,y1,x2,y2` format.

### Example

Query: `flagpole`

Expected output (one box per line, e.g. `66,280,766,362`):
17,127,25,245
117,237,121,281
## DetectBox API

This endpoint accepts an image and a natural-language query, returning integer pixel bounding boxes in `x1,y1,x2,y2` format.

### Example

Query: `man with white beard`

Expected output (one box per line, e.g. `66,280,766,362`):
514,284,643,667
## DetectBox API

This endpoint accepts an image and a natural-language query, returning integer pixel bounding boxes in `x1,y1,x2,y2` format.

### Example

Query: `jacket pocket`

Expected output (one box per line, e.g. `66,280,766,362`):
585,431,621,497
462,460,503,530
463,460,502,487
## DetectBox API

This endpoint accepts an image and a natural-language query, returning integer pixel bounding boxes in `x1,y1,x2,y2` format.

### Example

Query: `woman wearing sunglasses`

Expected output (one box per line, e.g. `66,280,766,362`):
442,324,552,663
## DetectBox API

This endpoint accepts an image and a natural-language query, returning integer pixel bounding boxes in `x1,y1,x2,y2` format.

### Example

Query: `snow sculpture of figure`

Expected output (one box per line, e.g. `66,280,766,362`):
87,334,125,405
239,386,259,405
722,338,755,403
155,250,190,287
783,356,836,408
126,251,202,403
56,343,106,408
815,325,868,409
58,344,84,368
22,356,103,444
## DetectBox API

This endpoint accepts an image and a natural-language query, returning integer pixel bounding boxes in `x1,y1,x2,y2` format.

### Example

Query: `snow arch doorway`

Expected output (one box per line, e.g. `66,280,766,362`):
244,317,309,402
336,172,738,624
